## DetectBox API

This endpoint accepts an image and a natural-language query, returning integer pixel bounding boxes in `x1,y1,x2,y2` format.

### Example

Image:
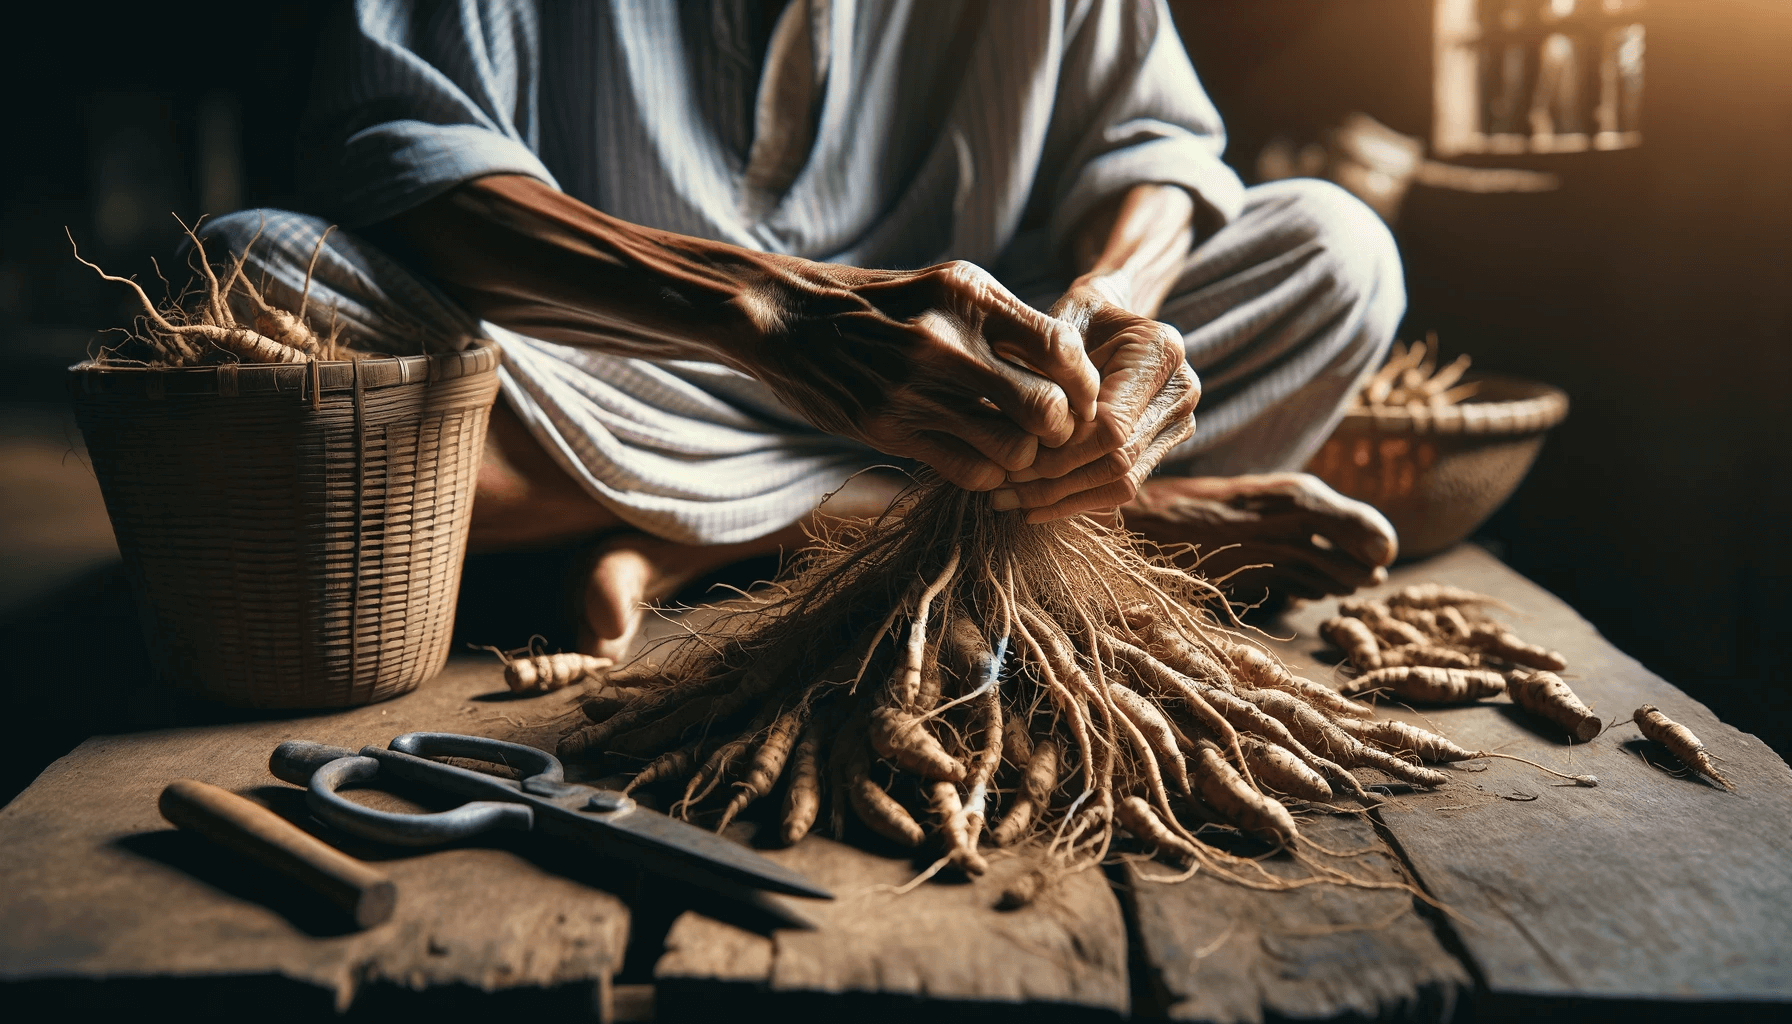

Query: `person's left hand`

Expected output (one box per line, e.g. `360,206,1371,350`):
991,277,1200,521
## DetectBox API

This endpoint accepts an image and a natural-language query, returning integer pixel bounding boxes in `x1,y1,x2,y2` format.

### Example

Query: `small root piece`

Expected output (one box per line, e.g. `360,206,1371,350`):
1388,605,1441,636
1340,666,1507,704
780,719,825,844
1322,616,1382,670
1190,740,1299,844
1285,675,1376,720
1435,606,1474,640
624,738,708,794
1116,794,1200,861
991,738,1057,846
1508,670,1603,743
868,704,966,782
1384,584,1507,610
1110,684,1192,797
1338,600,1430,647
930,780,989,875
495,649,613,693
1240,736,1332,801
1377,644,1480,670
717,705,808,831
1463,624,1567,671
1635,704,1732,791
1336,717,1476,762
847,742,925,846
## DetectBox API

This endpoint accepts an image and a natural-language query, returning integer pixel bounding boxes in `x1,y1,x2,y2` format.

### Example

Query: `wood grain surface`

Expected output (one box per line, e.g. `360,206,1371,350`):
1122,811,1466,1023
6,545,1791,1020
0,661,625,1011
1278,545,1792,1002
656,833,1131,1020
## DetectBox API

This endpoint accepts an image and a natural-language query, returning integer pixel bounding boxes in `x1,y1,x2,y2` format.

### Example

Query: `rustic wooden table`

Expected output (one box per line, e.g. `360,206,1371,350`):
3,545,1788,1022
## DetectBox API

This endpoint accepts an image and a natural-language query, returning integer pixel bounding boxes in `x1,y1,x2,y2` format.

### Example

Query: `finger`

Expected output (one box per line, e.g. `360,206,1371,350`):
908,308,1076,450
1007,413,1124,483
1005,449,1131,509
1013,371,1195,507
1017,325,1193,482
969,354,1079,450
1021,409,1192,521
892,431,1009,492
1123,367,1199,479
947,267,1098,421
1279,538,1389,593
1286,476,1400,567
920,400,1042,473
1223,544,1387,599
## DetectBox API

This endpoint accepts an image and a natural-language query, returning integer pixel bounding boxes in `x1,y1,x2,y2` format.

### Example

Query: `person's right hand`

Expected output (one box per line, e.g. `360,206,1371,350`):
738,259,1102,491
379,175,1096,491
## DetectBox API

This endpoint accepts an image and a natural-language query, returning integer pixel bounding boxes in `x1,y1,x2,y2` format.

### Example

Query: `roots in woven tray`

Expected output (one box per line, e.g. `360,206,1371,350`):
558,478,1489,904
70,216,357,367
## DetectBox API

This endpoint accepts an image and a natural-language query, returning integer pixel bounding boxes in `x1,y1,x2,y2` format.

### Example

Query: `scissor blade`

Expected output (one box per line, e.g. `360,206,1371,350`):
549,803,832,900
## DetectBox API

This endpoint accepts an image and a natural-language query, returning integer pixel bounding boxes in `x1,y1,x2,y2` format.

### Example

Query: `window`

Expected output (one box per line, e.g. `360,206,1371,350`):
1434,0,1645,156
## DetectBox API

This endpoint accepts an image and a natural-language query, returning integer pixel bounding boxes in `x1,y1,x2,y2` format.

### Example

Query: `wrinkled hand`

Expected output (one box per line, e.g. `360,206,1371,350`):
992,279,1200,521
745,260,1100,491
1124,473,1400,601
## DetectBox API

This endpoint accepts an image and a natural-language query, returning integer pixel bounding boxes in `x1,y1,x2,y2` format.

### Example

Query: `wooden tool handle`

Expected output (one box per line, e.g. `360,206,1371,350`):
158,779,397,929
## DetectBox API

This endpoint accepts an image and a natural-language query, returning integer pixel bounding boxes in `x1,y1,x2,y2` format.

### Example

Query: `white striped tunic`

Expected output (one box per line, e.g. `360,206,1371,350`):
257,1,1396,546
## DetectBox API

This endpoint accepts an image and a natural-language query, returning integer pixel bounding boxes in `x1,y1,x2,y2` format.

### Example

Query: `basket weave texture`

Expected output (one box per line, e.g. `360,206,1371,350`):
1306,374,1569,560
71,342,500,708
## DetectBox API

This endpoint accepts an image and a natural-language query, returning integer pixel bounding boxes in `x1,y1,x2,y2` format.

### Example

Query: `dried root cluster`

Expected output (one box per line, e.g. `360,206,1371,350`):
554,481,1524,904
1320,588,1734,793
1321,585,1569,701
1318,588,1601,782
1355,334,1478,410
72,218,354,367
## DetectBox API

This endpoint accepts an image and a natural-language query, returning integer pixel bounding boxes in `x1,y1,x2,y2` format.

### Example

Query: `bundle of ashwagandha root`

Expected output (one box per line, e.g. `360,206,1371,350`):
1320,587,1609,760
554,479,1553,906
70,218,354,366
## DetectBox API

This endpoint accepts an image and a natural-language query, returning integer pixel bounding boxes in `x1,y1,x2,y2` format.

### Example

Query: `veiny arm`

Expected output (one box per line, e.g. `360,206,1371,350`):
375,174,1101,492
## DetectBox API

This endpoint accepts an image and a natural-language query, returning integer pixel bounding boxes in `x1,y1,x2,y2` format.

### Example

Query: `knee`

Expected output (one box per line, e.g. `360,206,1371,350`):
1254,178,1405,322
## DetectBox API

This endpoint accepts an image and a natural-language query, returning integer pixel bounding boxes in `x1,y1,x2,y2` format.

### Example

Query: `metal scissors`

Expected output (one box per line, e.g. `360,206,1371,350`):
268,732,831,905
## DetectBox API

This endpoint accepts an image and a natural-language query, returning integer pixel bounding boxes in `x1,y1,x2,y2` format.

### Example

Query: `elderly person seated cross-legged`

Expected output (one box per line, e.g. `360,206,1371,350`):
201,0,1403,658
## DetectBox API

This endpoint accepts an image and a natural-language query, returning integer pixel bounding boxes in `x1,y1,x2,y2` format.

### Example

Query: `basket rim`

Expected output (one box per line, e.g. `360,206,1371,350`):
1334,371,1568,437
68,336,500,398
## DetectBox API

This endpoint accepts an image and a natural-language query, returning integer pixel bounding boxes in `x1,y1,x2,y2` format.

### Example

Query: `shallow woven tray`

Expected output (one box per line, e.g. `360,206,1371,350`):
71,342,501,708
1306,373,1569,559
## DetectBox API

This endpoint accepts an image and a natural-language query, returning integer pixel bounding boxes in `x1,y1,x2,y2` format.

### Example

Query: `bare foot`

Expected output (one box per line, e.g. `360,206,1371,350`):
577,471,911,659
578,531,782,660
1122,472,1397,603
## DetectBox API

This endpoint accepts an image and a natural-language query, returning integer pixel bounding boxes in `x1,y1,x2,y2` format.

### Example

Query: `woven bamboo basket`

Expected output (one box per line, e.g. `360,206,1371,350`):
70,342,501,708
1306,373,1568,560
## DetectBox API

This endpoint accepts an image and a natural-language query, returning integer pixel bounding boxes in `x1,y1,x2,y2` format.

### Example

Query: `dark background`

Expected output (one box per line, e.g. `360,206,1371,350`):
2,1,1787,772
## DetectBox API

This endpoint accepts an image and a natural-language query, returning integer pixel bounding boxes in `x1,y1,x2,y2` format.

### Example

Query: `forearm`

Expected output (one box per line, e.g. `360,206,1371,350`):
373,173,1099,490
1069,184,1196,319
374,174,822,371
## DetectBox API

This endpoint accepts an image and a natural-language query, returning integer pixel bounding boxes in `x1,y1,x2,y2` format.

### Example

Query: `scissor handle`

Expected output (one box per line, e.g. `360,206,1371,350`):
388,732,565,785
306,754,533,847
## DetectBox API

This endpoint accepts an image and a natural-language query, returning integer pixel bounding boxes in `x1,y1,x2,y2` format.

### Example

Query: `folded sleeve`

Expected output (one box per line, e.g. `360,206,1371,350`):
1035,0,1245,258
298,0,559,227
